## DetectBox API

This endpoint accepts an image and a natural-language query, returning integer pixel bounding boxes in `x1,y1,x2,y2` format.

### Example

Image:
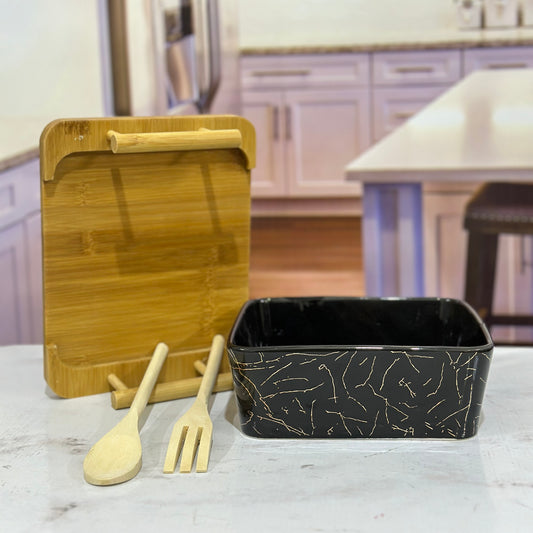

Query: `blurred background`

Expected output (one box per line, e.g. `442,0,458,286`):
2,0,533,344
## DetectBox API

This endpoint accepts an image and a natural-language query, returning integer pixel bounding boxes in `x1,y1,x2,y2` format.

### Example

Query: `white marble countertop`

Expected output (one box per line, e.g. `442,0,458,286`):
346,68,533,183
1,344,532,532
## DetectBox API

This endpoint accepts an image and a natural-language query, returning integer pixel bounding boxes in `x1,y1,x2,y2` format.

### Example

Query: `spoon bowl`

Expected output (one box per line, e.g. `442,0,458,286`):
83,413,142,485
83,342,168,485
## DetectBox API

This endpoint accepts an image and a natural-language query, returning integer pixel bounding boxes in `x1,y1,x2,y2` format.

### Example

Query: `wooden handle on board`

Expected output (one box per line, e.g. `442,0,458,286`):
110,372,234,410
106,128,243,154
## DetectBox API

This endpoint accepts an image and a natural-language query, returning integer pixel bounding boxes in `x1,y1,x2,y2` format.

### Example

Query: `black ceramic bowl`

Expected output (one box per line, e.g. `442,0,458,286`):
227,297,493,439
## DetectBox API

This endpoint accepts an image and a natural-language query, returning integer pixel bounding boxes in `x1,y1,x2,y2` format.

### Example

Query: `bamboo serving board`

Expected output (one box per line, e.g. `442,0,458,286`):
40,116,255,398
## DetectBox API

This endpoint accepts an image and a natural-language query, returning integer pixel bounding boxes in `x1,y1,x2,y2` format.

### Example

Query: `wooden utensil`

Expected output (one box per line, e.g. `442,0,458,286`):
163,334,225,474
83,342,169,486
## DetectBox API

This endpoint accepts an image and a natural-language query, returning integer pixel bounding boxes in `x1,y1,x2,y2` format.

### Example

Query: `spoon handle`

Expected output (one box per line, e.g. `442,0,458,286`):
130,343,169,417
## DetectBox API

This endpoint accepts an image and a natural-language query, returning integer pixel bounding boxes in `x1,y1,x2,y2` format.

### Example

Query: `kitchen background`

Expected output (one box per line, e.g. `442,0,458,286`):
239,0,457,48
1,0,458,119
2,0,533,345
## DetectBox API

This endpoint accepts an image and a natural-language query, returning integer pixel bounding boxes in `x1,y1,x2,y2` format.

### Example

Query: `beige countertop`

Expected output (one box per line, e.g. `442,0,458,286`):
345,68,533,183
240,27,533,55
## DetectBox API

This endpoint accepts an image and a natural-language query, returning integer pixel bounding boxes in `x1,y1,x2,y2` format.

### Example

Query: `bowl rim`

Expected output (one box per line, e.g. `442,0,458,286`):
227,296,495,353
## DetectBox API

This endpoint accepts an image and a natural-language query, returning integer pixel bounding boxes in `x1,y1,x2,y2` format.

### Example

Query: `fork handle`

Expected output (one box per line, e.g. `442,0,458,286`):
196,335,225,406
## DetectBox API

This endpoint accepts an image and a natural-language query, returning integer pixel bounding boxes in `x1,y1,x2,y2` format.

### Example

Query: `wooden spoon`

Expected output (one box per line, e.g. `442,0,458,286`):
83,342,169,485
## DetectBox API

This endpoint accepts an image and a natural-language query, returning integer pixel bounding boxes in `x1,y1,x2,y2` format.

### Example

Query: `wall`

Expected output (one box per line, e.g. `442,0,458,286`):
0,0,108,118
238,0,457,48
0,0,240,120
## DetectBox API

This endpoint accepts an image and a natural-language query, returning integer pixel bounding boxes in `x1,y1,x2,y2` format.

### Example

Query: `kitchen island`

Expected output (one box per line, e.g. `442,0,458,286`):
1,343,532,532
346,69,533,340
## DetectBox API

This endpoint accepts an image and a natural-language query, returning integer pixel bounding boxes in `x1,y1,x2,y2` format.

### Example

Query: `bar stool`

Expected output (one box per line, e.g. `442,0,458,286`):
463,182,533,334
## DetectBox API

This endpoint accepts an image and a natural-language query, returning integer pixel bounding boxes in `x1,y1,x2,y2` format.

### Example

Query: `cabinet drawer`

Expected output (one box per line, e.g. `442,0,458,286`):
241,54,370,90
463,47,533,74
372,86,449,142
372,50,461,86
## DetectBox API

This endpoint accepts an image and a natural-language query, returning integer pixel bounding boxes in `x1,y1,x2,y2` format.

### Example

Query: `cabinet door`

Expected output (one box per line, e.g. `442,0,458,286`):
26,211,43,342
492,235,533,343
423,184,476,299
0,159,42,345
0,222,32,344
285,89,370,197
241,90,286,197
423,183,533,343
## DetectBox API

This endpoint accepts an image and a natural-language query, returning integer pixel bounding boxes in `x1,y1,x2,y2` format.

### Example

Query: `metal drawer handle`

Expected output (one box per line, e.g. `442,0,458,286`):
393,111,416,119
107,128,243,154
394,66,435,74
487,62,528,69
285,106,292,140
272,106,279,140
251,69,311,77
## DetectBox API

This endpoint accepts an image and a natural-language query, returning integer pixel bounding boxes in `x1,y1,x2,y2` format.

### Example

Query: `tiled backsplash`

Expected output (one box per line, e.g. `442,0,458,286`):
238,0,457,48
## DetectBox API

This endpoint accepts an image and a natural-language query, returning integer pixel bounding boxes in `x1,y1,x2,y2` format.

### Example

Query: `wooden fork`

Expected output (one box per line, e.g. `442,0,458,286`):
163,334,225,473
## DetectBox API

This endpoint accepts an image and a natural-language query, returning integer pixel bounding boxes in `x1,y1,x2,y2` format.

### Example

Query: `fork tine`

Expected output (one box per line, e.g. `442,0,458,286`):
163,423,187,474
179,426,202,473
163,335,225,475
195,425,213,473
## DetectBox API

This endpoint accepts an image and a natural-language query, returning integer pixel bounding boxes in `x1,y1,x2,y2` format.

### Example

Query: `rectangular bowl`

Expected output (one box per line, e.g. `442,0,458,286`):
227,297,493,439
